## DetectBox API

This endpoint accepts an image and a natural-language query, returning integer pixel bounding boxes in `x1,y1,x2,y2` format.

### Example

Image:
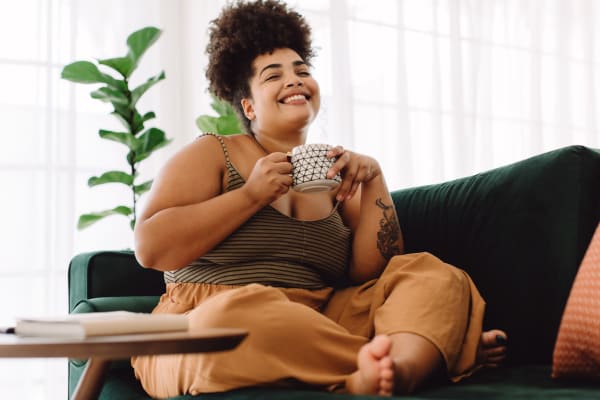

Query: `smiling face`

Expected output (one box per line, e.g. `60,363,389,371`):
241,48,320,138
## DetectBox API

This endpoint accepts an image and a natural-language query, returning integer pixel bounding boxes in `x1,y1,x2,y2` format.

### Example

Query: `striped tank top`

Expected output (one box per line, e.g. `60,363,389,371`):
163,134,352,289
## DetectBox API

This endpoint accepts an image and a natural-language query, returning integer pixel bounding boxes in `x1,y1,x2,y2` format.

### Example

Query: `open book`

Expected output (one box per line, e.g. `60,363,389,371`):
15,311,188,338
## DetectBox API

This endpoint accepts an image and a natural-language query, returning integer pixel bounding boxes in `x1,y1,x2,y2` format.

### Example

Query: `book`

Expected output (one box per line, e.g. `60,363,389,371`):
14,311,188,338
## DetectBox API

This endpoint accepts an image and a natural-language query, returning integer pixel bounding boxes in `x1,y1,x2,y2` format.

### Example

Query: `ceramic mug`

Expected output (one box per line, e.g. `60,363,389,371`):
289,143,342,193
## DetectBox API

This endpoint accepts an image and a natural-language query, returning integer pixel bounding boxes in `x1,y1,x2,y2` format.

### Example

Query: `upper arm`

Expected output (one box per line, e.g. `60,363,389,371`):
138,135,226,223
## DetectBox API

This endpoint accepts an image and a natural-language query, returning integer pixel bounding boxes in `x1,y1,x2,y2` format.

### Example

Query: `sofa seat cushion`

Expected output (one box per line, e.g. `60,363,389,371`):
420,365,600,400
96,365,600,400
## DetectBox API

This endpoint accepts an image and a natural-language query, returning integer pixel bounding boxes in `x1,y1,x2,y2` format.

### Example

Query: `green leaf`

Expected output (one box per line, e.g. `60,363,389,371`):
135,128,171,162
88,170,134,187
99,129,137,149
196,114,242,135
134,179,153,195
216,115,243,135
61,61,104,83
90,86,129,106
196,115,219,133
127,150,136,165
61,61,125,90
77,206,132,230
197,96,243,135
111,111,131,131
127,27,161,75
142,111,156,122
113,104,132,123
98,56,133,78
211,96,237,116
131,110,145,135
130,71,165,107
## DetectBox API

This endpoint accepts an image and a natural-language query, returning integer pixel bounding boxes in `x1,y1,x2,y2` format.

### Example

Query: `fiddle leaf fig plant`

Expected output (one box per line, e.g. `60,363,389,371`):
196,95,243,135
61,26,171,231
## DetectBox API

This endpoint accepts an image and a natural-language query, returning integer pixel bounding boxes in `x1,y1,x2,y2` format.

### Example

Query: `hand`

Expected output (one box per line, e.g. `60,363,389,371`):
243,152,293,206
326,146,381,201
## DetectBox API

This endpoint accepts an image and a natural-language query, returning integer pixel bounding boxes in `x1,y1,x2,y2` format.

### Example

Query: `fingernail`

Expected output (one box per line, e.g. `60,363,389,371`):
495,335,507,345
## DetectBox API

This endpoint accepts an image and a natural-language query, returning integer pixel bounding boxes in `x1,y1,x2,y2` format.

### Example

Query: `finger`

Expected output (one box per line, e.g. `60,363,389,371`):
362,165,373,182
328,151,350,179
266,152,292,162
347,181,360,200
337,166,358,201
327,145,344,158
280,174,293,187
274,160,293,174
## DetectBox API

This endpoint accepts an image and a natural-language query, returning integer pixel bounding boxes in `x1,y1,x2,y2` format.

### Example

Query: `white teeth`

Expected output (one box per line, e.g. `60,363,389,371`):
283,94,306,103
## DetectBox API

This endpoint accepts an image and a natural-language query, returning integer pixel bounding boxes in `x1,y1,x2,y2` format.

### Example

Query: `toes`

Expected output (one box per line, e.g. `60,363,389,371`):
478,329,508,367
481,329,508,347
369,335,392,359
380,366,394,380
380,356,393,369
483,346,507,357
380,377,394,389
379,356,395,396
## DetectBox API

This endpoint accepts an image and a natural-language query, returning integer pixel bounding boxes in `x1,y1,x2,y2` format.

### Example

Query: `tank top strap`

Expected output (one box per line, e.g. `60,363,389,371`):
198,132,244,191
199,132,233,168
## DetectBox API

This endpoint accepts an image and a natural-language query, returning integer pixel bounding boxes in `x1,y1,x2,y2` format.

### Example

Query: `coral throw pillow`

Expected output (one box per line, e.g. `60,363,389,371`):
552,222,600,379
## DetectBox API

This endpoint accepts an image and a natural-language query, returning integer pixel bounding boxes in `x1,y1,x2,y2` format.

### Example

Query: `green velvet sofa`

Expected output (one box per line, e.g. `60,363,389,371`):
68,145,600,399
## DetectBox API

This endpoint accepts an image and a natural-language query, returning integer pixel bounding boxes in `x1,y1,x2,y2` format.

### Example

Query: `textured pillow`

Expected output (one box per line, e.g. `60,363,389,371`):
552,222,600,379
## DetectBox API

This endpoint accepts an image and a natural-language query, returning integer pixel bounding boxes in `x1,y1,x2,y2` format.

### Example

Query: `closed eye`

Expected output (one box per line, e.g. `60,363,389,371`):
265,74,281,81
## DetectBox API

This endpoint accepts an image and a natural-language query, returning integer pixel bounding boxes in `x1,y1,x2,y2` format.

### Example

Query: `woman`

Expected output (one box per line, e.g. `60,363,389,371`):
132,0,506,397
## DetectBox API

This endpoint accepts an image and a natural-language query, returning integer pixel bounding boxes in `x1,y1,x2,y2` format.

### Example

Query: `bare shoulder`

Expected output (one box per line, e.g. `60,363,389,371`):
158,133,243,173
138,134,238,220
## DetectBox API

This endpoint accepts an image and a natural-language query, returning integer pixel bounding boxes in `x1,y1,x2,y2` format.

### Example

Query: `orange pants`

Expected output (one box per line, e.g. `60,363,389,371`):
132,252,485,398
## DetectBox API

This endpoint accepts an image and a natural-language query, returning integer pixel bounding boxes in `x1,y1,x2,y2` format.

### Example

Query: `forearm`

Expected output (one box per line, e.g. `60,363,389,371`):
348,174,404,283
134,187,264,271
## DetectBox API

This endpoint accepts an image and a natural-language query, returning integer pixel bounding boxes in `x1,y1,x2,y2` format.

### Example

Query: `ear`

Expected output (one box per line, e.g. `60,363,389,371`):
240,98,255,121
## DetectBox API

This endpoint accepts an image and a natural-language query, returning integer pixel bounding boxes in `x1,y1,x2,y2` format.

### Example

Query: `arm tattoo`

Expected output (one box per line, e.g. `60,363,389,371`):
375,198,401,260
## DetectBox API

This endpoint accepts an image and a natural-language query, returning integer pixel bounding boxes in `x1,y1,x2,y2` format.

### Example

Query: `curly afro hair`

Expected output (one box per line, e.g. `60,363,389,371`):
206,0,315,133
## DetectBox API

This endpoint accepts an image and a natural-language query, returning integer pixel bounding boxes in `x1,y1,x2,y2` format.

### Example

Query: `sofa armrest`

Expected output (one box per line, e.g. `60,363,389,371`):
68,250,165,312
67,295,160,398
71,296,161,315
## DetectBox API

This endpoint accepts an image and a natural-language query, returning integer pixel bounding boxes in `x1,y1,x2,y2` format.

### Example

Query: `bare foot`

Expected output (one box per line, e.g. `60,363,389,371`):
346,335,395,396
477,329,508,368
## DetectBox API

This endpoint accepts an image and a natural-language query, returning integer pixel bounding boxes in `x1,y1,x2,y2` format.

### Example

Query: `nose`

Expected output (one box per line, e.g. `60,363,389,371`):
285,76,303,88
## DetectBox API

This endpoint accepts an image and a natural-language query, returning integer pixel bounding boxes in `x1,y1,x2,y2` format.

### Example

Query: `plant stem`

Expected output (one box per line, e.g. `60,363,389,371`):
131,162,137,229
124,77,137,230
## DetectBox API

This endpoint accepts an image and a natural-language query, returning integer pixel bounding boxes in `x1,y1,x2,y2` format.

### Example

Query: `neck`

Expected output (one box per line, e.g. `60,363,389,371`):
251,130,307,154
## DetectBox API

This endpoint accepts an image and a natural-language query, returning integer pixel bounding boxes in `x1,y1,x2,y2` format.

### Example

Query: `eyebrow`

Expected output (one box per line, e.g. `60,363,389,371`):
259,60,307,78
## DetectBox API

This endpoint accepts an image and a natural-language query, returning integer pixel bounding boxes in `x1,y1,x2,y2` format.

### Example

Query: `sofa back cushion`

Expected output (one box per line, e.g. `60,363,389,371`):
391,145,600,365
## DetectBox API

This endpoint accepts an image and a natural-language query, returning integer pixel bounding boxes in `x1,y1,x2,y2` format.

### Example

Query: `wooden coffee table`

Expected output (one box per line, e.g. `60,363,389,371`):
0,328,247,400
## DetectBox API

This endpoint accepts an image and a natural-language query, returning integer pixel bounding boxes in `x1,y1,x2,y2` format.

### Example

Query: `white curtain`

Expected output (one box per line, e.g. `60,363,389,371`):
302,0,600,188
1,0,598,398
